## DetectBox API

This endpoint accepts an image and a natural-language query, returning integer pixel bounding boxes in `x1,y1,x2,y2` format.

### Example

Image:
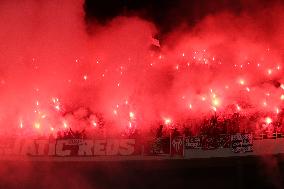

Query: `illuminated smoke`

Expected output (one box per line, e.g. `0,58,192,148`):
0,0,283,136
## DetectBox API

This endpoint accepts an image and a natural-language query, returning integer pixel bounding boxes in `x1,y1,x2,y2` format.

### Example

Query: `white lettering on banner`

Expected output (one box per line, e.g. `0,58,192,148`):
119,139,135,155
93,140,106,155
56,140,71,156
78,140,94,156
48,143,56,156
231,134,253,153
0,138,136,157
106,139,119,155
36,140,49,155
6,136,284,160
184,137,201,149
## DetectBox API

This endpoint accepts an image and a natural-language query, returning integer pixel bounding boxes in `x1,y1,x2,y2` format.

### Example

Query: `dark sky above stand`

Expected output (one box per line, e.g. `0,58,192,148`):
84,0,283,37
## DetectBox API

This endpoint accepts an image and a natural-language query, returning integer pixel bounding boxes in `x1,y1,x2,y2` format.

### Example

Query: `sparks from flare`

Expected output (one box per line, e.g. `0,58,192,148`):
265,117,273,124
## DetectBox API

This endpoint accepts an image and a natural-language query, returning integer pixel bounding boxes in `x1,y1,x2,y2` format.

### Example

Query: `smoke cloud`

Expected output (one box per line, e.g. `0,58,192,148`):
0,0,283,137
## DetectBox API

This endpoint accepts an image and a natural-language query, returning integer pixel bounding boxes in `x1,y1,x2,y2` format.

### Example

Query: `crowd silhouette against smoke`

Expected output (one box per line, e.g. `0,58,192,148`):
0,0,283,138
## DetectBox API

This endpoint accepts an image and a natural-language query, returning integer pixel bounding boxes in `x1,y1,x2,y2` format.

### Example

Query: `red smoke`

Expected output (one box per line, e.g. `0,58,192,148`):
0,0,283,137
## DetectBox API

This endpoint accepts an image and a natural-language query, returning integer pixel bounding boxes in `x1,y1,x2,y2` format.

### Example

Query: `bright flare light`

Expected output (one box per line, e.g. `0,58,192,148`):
212,98,220,106
55,105,60,111
164,118,172,125
34,122,40,129
92,121,97,127
265,117,273,124
236,104,241,111
239,79,245,85
63,121,68,128
129,112,135,119
83,75,88,80
19,121,23,129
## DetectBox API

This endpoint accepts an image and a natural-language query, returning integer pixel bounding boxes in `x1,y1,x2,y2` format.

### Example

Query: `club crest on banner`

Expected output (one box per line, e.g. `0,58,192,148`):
171,136,184,156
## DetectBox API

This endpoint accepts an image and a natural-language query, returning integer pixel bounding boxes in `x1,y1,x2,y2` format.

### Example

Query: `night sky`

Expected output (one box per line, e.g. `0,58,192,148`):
84,0,282,37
